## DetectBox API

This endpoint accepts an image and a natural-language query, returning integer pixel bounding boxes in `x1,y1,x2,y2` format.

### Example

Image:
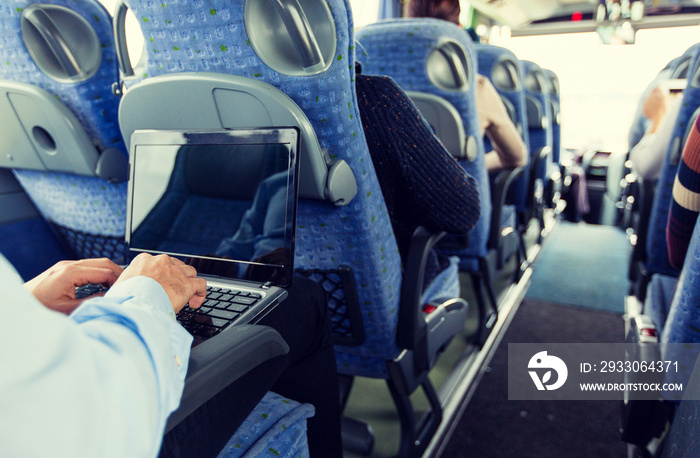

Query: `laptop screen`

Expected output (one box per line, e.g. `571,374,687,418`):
126,128,299,288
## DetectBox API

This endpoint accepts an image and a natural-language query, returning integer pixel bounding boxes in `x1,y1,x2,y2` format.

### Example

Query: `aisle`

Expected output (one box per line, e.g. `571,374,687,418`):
525,222,630,313
442,299,626,458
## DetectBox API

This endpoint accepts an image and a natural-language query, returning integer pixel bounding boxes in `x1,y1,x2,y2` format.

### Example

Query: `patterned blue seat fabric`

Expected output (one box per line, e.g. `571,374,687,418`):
0,0,128,261
356,18,490,273
217,392,314,458
659,216,700,392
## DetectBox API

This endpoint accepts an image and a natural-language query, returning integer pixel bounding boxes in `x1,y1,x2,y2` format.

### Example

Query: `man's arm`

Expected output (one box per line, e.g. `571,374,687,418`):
0,254,205,458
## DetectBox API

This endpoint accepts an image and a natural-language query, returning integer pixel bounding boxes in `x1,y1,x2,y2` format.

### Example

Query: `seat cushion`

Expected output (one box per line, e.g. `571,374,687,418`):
217,392,314,458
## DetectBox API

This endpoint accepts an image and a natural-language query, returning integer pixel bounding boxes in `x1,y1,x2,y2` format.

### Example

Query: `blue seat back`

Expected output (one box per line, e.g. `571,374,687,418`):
122,0,404,378
522,60,553,185
0,0,127,260
645,43,700,279
476,43,531,217
356,18,491,268
543,69,561,164
659,216,700,394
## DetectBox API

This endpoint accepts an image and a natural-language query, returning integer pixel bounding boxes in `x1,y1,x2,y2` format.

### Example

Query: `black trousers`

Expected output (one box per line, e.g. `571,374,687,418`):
160,276,342,457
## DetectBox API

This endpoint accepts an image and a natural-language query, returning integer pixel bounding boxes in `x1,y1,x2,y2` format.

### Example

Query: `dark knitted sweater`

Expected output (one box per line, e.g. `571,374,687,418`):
355,74,481,282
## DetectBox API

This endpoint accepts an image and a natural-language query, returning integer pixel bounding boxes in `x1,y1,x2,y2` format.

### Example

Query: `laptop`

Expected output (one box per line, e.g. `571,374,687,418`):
125,128,300,347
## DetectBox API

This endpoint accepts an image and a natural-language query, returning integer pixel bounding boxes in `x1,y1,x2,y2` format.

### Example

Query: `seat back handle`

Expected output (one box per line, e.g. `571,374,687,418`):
22,6,84,79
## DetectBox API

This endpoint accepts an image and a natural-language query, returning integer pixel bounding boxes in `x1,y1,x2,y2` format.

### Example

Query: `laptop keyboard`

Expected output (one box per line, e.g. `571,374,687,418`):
76,284,261,340
176,286,262,339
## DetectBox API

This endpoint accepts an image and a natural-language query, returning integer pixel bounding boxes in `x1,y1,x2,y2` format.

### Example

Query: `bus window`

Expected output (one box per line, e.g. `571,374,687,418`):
491,26,700,153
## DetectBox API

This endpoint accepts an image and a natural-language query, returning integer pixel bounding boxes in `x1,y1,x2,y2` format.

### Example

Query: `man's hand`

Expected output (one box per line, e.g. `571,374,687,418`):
24,258,123,315
116,253,207,313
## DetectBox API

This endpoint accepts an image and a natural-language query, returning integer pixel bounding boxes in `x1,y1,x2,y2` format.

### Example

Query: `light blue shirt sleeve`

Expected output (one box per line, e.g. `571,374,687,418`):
0,255,192,458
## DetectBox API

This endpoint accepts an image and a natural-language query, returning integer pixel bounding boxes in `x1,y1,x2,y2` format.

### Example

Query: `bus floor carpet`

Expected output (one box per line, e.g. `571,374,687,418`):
442,298,627,458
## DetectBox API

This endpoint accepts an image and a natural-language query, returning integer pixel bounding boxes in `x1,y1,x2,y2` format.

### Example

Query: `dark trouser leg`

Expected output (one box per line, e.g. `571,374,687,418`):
259,276,343,458
159,354,287,458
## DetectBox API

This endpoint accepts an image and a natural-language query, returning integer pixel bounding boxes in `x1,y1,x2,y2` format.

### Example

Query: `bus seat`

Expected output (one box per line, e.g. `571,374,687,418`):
543,69,561,164
639,44,700,297
623,192,700,450
217,391,314,457
114,1,468,455
522,60,553,233
625,49,696,298
476,43,532,264
0,0,128,261
357,18,525,344
542,68,564,208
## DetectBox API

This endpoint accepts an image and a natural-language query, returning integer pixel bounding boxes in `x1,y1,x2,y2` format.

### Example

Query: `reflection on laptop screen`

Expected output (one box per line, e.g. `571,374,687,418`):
126,128,299,288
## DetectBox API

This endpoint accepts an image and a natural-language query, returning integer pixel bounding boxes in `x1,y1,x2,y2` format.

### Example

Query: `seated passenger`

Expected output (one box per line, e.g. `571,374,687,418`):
643,113,700,330
1,254,203,456
667,112,700,269
2,253,342,457
406,0,528,173
630,85,682,181
356,72,481,284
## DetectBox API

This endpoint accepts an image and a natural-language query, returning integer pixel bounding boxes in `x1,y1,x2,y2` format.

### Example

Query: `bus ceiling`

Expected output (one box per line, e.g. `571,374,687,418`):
461,0,700,41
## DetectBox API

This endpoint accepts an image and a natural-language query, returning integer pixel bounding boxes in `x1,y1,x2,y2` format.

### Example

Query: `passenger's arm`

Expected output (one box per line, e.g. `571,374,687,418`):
667,114,700,269
0,254,200,458
630,96,681,180
476,75,527,172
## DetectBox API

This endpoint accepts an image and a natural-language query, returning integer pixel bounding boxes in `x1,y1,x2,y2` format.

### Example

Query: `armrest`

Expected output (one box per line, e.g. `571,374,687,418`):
165,324,289,432
621,314,669,446
488,165,523,249
397,227,468,374
397,226,446,352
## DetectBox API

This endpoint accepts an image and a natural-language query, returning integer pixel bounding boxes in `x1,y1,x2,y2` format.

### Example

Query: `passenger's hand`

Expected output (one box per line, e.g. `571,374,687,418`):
24,258,123,315
116,253,207,313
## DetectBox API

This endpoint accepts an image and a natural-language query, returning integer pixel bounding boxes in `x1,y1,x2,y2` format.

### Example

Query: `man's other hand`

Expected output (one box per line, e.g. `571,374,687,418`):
116,253,207,313
24,258,123,314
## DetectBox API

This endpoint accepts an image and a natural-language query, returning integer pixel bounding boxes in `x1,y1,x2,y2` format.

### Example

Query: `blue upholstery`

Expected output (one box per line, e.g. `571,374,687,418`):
476,43,531,220
356,18,491,270
659,217,700,396
217,391,314,458
124,0,410,379
420,255,459,305
644,273,678,331
0,0,128,260
645,43,700,279
522,60,553,185
661,215,700,345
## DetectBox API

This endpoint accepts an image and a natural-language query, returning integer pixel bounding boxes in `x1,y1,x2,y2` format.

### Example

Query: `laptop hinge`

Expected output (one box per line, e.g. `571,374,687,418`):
261,281,273,290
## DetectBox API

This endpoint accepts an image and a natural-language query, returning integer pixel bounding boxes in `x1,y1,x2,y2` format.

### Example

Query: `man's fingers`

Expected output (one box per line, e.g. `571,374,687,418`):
68,265,121,289
72,258,124,278
186,278,208,309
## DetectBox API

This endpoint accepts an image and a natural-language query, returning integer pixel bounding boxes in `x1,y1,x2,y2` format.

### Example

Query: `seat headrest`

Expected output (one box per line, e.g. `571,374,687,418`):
491,58,521,92
426,40,471,92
